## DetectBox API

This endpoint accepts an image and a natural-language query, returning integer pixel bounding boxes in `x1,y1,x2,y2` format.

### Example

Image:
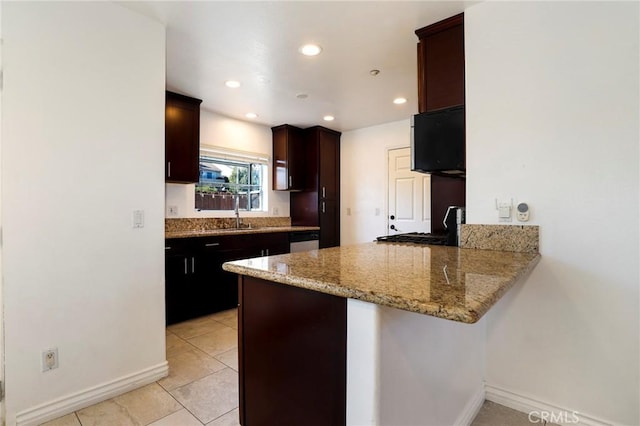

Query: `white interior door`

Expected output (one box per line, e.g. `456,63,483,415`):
387,147,431,234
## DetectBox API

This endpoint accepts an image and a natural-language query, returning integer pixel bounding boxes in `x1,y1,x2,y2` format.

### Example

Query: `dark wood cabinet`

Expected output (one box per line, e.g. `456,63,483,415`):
415,14,464,113
272,124,305,191
165,91,202,183
291,126,341,248
165,232,290,325
238,276,347,426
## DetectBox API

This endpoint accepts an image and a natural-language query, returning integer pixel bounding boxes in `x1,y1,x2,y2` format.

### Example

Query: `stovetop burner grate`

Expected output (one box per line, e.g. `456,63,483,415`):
376,232,448,245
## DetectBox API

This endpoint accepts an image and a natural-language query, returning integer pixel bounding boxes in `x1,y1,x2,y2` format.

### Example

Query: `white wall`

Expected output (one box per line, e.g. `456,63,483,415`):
165,109,290,218
465,2,639,424
2,3,166,425
341,119,410,245
0,2,4,422
378,308,484,426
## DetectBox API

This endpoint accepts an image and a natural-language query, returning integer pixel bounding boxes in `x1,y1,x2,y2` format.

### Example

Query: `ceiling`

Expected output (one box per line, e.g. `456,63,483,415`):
121,1,475,132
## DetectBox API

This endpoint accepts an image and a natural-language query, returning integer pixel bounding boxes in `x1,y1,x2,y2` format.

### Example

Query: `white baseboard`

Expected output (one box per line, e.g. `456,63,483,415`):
16,361,169,426
485,384,613,426
455,386,486,426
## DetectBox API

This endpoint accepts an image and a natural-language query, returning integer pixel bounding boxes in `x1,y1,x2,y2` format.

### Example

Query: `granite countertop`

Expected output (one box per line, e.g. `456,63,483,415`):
166,226,320,239
222,242,540,323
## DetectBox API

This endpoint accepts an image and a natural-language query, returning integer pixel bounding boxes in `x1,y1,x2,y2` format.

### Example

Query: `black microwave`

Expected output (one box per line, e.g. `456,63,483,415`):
411,105,465,176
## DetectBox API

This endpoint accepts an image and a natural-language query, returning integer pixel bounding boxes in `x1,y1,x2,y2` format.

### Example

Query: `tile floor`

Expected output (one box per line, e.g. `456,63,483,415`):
42,309,241,426
42,308,544,426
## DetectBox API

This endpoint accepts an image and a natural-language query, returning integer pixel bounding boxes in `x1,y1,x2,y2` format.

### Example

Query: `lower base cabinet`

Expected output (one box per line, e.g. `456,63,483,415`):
165,232,289,325
238,276,347,426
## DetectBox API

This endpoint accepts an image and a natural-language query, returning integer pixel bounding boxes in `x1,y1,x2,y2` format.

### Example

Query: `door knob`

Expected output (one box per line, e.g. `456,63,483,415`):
390,215,395,220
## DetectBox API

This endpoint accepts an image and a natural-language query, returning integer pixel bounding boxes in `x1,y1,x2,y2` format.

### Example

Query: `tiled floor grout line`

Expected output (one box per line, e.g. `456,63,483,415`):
142,389,192,426
150,383,204,426
207,406,239,426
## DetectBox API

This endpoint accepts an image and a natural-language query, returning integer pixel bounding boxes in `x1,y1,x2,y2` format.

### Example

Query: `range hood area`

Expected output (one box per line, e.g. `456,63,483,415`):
412,14,466,233
411,105,465,176
411,13,466,178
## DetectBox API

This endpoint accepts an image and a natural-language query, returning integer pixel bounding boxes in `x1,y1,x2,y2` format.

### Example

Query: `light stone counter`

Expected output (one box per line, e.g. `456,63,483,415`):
166,226,319,239
223,242,540,323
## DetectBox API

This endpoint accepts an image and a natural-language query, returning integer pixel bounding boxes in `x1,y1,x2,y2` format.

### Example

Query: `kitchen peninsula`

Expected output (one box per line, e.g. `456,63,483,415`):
223,225,540,426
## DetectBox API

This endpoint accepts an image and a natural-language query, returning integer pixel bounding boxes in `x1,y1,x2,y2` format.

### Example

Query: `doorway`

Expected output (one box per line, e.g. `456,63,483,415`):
387,147,432,234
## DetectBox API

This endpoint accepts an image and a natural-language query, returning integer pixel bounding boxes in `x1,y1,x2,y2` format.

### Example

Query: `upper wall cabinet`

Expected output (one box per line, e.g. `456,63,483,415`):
415,14,465,113
272,124,305,191
165,91,202,183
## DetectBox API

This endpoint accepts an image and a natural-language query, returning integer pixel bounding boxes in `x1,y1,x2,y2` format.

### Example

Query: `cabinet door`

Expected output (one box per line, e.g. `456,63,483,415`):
194,235,246,314
318,129,340,201
272,125,304,191
319,199,339,248
196,247,244,314
415,14,464,113
165,246,195,325
264,232,290,256
165,91,202,183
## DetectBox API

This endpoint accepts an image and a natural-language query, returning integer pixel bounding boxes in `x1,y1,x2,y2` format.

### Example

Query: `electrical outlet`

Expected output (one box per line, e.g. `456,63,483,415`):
42,348,58,372
272,206,279,216
168,205,178,216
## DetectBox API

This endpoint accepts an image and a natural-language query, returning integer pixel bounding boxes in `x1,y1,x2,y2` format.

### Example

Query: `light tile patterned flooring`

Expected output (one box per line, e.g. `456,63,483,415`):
42,308,539,426
42,309,241,426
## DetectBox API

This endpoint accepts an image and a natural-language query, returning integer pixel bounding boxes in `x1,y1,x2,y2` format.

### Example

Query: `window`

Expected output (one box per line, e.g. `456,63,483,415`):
195,147,268,212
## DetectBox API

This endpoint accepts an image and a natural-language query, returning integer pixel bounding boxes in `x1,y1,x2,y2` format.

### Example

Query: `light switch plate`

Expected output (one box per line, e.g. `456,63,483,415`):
133,210,144,228
496,199,513,223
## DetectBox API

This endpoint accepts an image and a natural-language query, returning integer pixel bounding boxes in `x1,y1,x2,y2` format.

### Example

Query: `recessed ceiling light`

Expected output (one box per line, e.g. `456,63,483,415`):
225,80,241,88
245,112,258,119
370,69,380,76
323,115,335,121
393,97,407,105
300,44,322,56
296,93,309,99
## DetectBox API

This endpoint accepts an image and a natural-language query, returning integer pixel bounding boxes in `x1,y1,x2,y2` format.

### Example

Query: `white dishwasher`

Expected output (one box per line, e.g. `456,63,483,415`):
289,231,320,253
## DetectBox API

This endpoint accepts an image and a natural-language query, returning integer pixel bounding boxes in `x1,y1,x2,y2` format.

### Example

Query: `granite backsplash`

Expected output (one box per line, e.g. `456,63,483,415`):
460,224,539,253
165,217,292,233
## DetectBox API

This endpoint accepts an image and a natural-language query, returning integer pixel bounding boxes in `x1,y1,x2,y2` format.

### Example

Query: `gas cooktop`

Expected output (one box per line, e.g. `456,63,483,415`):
376,232,448,245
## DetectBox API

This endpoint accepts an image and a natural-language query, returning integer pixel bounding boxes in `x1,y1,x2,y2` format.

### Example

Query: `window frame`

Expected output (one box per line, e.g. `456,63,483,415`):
195,146,269,213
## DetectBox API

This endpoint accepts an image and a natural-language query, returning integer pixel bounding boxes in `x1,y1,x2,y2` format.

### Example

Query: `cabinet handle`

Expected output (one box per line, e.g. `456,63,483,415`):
266,249,269,256
168,161,171,177
322,202,326,213
184,258,188,275
289,176,292,187
191,257,195,274
260,249,264,256
205,243,220,247
165,246,171,250
322,187,326,198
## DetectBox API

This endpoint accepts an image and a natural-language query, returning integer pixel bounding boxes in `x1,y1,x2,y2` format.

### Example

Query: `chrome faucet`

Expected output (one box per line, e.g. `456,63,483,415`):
234,194,241,228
